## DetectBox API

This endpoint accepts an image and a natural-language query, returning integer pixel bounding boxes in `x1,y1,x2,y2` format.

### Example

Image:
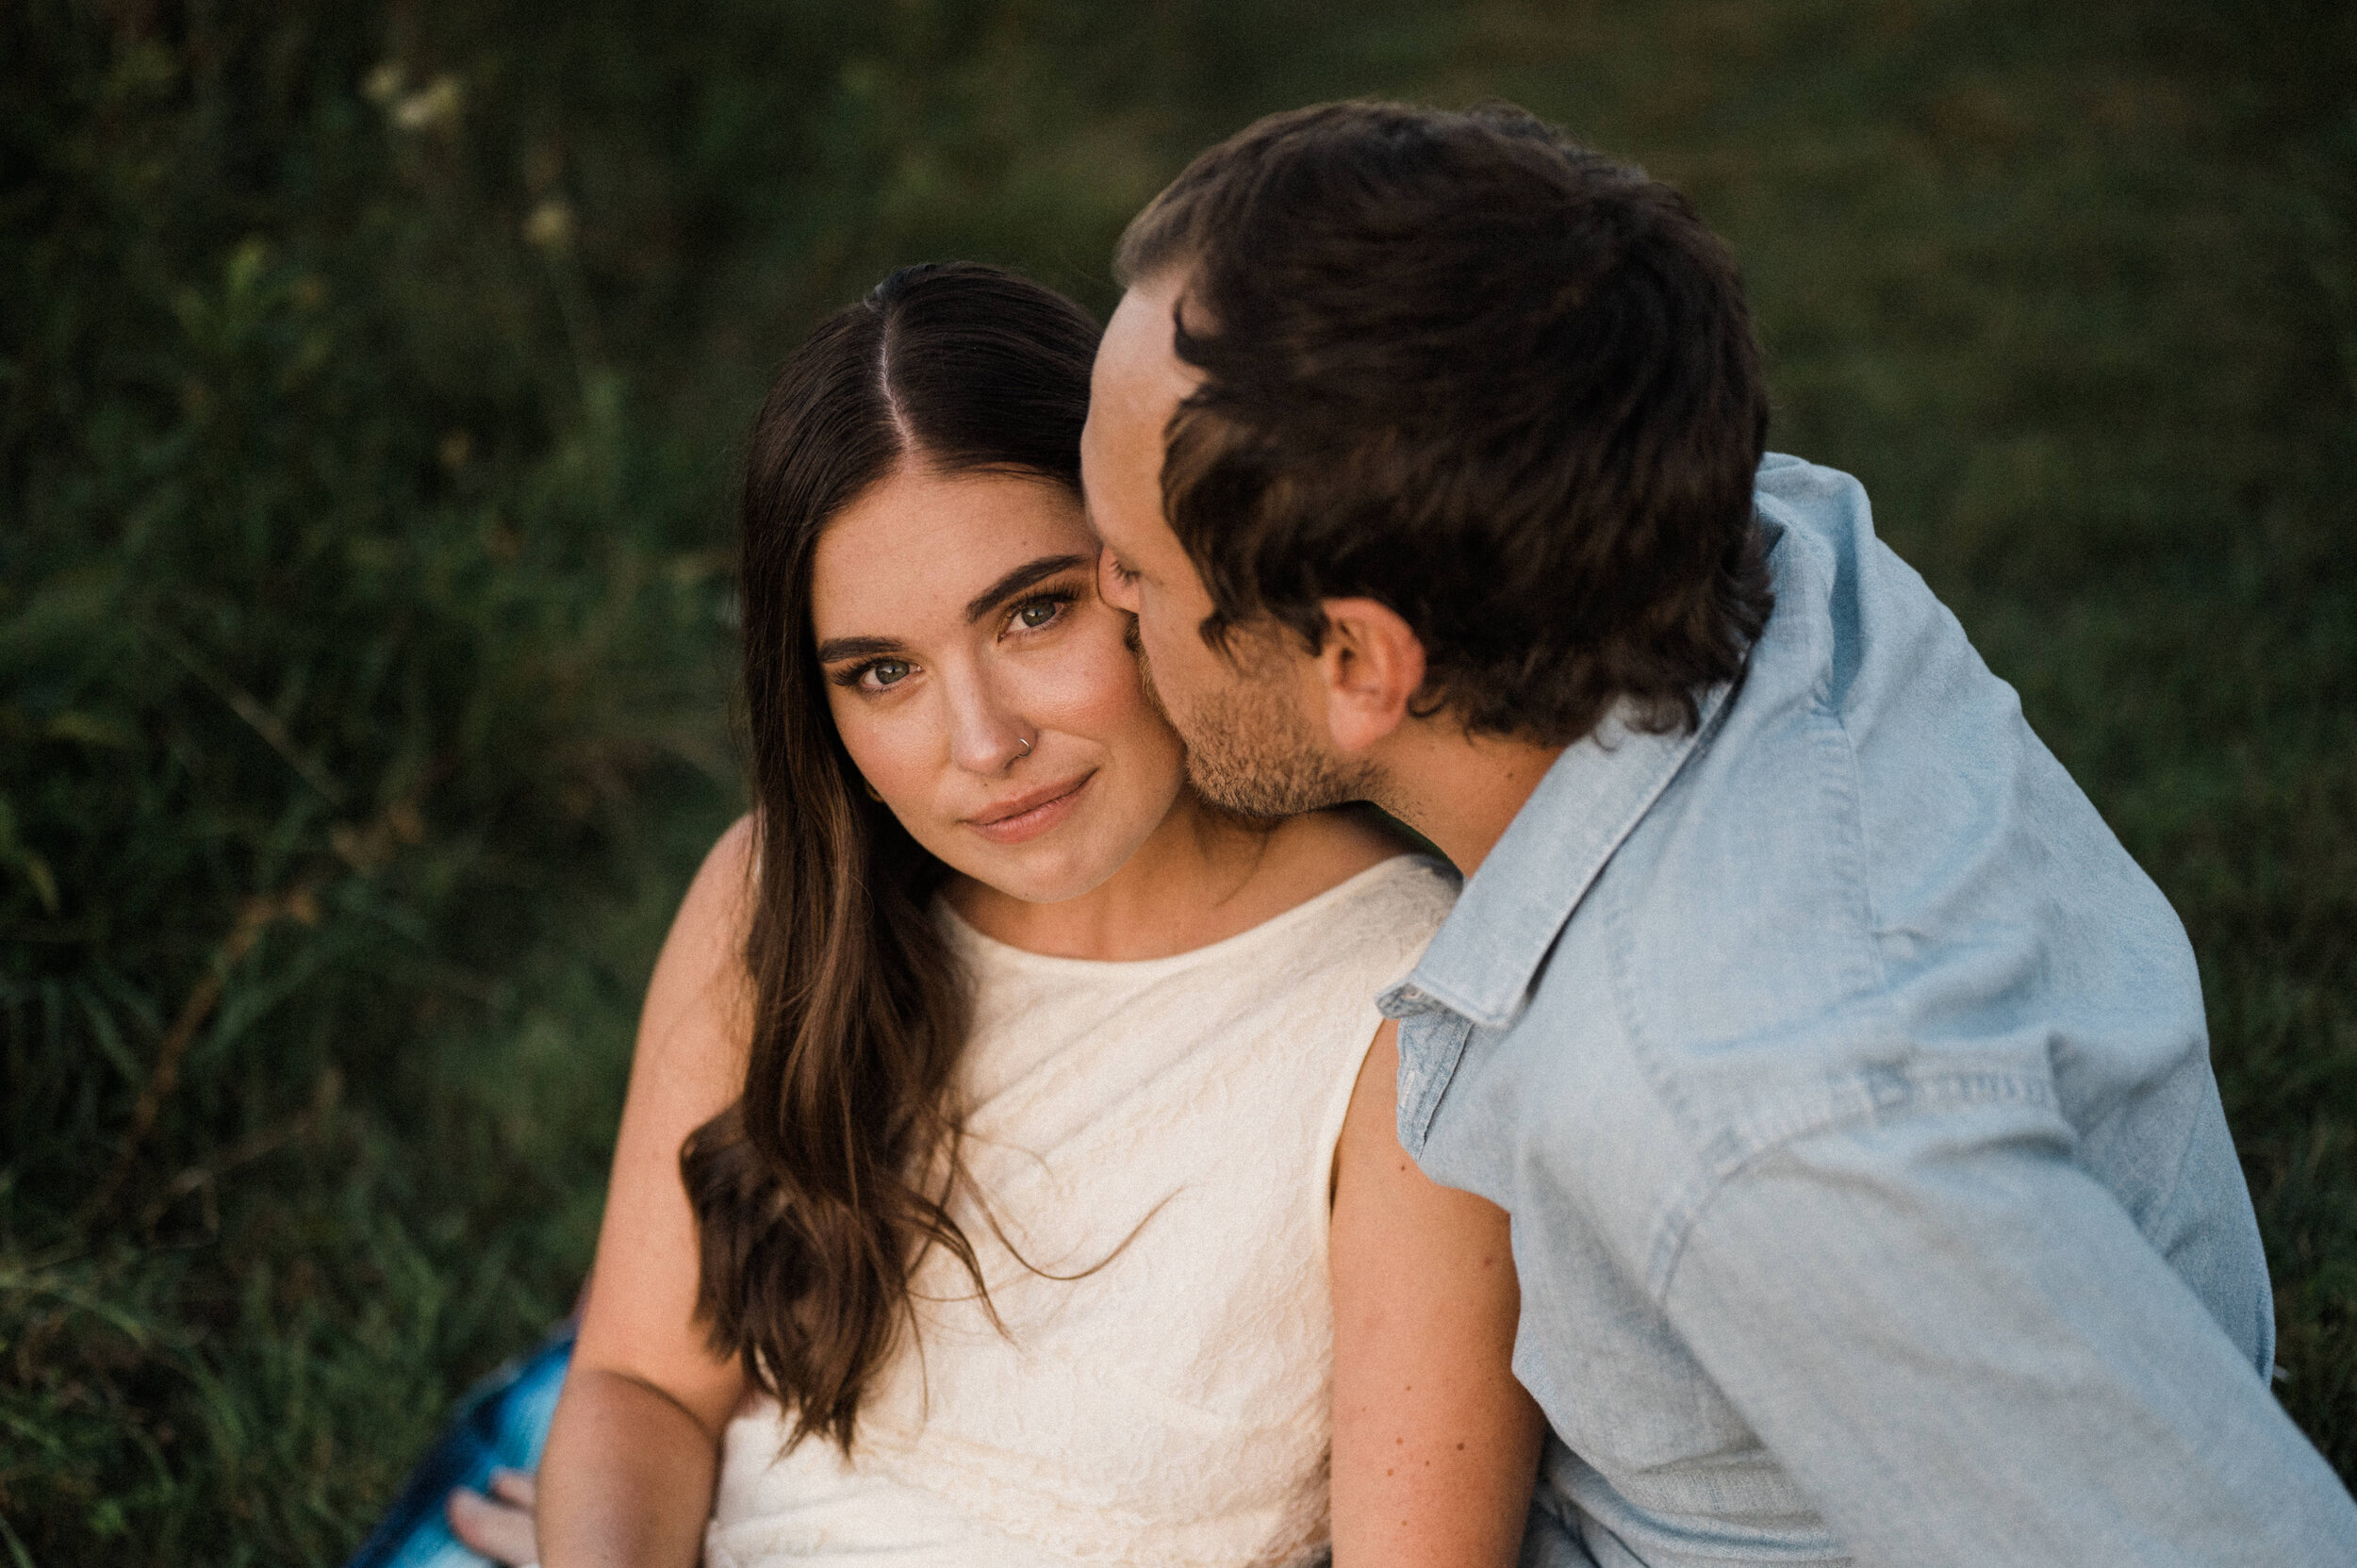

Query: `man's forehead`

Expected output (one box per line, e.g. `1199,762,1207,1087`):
1096,279,1196,407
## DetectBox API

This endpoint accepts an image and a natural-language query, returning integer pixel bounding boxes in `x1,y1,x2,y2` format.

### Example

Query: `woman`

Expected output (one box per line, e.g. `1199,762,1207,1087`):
415,262,1541,1568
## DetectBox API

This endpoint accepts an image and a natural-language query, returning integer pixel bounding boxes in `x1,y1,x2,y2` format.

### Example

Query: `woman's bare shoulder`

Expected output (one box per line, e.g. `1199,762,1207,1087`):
641,815,759,1043
704,811,759,885
1255,803,1443,903
1270,801,1437,874
676,813,757,938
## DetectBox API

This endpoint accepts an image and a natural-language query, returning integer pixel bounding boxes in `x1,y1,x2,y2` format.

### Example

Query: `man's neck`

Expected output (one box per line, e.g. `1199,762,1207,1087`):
1367,721,1565,875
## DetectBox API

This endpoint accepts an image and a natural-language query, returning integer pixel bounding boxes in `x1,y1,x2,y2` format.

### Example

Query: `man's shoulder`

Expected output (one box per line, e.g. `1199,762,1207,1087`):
1417,449,2188,1128
1541,451,2201,1152
1585,461,1924,1037
1755,449,1869,509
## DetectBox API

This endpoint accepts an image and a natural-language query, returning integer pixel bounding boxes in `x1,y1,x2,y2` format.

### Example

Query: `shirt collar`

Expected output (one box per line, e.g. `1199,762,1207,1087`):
1380,681,1734,1031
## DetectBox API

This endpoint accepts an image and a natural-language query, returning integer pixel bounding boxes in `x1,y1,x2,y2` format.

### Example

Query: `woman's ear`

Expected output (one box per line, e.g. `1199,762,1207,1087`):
1313,598,1428,755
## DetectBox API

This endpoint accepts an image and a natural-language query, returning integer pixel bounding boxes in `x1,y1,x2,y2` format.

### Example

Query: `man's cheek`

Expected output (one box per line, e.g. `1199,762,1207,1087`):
1142,616,1190,687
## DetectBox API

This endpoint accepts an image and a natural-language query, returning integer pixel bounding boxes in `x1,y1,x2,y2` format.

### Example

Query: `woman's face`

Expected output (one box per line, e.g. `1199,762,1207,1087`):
810,461,1187,905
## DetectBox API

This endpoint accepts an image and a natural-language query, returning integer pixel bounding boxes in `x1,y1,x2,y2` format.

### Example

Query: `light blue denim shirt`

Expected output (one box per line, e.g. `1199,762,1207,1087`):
1381,455,2357,1566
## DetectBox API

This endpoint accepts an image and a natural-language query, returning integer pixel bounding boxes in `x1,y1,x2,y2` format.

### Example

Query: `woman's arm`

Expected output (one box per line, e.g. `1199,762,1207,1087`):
1329,1021,1544,1568
536,817,759,1568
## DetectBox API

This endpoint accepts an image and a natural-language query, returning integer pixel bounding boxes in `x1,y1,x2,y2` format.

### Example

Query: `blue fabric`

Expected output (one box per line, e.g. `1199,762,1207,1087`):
347,1329,573,1568
1383,454,2357,1565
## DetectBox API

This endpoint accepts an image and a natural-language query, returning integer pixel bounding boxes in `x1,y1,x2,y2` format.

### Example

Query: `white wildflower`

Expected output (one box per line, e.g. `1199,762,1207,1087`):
391,74,464,132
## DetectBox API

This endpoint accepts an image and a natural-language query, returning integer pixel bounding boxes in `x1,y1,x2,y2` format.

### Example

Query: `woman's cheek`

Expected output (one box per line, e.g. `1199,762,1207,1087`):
1034,617,1156,734
831,701,933,828
1057,623,1188,805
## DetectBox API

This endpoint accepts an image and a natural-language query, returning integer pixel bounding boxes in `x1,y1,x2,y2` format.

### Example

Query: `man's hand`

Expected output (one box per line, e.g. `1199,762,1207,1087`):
447,1467,539,1567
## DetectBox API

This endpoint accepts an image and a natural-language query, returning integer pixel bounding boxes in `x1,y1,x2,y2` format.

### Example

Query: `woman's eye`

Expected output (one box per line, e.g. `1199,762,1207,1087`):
1008,593,1072,634
865,659,912,687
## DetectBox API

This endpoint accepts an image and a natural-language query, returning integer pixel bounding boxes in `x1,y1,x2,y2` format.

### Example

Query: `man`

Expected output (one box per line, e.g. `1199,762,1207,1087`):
1082,100,2357,1565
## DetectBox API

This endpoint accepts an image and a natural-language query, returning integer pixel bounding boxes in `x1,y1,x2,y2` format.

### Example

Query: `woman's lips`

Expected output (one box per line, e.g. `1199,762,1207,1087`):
965,771,1095,846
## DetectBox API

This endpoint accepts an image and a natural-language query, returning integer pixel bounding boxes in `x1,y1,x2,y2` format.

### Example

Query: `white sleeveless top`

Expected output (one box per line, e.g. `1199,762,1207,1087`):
704,855,1456,1568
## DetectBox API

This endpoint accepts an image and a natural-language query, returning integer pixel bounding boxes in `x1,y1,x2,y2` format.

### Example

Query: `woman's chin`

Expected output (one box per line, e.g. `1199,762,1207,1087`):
938,817,1141,910
926,776,1178,913
962,849,1125,909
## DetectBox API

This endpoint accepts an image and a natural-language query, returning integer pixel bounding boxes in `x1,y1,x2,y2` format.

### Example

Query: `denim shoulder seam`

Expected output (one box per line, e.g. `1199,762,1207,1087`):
1641,1065,2063,1303
1820,664,1891,996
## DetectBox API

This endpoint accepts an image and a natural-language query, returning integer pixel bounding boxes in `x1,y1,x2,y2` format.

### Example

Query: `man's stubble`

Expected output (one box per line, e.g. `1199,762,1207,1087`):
1124,612,1376,819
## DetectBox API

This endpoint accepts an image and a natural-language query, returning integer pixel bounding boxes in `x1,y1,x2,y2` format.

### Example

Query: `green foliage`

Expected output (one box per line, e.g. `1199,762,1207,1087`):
0,2,738,1558
2,0,2351,1560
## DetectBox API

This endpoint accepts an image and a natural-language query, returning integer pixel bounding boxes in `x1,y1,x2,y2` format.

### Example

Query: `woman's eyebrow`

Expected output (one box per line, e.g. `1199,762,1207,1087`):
962,553,1092,623
814,634,903,665
815,554,1091,663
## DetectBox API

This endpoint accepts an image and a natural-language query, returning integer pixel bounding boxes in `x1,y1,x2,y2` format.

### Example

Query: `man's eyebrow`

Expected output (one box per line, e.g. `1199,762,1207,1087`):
814,634,902,665
962,553,1093,623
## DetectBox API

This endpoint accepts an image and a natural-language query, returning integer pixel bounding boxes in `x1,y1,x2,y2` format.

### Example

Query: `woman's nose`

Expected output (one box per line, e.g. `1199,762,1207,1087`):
945,681,1032,776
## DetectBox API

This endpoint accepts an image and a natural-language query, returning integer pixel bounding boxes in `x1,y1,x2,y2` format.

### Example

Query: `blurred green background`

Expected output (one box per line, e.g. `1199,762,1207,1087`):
3,0,2351,1560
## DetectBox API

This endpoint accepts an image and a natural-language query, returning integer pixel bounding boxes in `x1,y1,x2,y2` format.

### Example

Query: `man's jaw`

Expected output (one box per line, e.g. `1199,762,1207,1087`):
1122,603,1376,817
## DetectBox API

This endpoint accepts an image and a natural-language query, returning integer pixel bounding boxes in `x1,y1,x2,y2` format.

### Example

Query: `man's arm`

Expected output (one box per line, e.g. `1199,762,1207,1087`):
1661,1095,2357,1564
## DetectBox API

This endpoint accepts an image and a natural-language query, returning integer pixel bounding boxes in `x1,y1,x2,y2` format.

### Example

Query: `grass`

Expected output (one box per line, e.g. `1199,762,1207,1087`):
2,0,2350,1560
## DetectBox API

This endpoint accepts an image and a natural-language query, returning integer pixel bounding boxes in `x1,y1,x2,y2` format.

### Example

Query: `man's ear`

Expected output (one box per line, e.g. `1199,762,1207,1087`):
1312,597,1427,754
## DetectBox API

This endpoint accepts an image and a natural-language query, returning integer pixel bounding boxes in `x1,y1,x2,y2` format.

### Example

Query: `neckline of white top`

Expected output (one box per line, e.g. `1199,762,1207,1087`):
934,852,1432,978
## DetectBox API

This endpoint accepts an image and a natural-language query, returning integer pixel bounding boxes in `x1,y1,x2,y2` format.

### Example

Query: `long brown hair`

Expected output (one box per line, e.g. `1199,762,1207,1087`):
682,263,1101,1452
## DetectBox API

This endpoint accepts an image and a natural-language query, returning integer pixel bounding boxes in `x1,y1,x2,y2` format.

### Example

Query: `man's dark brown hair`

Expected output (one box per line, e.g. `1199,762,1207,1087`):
1116,100,1774,744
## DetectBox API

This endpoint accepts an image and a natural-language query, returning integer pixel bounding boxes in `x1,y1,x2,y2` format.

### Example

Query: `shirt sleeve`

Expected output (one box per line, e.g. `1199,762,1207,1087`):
1657,1092,2357,1565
